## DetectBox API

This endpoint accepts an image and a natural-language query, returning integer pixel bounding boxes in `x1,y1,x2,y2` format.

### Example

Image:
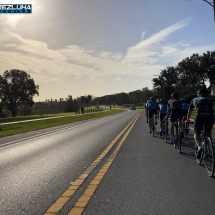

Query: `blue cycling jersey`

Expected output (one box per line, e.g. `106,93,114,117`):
183,103,188,110
159,104,167,113
148,100,158,109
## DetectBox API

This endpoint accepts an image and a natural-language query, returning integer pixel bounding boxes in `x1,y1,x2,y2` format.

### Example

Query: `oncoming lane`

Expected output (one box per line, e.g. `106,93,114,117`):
0,110,139,215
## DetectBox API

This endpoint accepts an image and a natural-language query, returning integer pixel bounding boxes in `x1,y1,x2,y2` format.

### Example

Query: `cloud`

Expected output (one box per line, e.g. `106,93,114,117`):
0,18,215,101
141,31,146,41
99,52,112,58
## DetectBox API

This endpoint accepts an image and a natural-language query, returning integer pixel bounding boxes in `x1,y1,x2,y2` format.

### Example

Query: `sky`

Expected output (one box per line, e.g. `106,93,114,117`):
0,0,215,102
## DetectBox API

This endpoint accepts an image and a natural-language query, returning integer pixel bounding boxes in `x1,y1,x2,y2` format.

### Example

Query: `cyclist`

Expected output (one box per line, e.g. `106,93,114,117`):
145,101,149,123
181,98,189,133
147,97,158,133
157,98,168,136
165,92,184,144
186,88,214,158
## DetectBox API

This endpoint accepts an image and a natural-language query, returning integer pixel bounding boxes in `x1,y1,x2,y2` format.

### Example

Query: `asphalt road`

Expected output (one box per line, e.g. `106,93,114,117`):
1,110,215,215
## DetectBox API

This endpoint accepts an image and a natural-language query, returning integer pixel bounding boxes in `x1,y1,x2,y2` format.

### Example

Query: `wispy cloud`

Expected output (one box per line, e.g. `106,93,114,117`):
0,18,215,100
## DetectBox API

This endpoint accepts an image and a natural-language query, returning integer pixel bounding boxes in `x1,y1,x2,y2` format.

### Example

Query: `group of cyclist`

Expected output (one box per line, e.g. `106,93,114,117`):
145,89,214,158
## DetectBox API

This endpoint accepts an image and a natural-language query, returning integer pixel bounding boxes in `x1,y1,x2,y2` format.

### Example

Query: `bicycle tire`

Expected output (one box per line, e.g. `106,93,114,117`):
178,128,181,153
204,137,214,177
162,123,165,139
152,124,155,136
184,123,187,138
173,124,177,148
195,143,202,165
165,123,168,142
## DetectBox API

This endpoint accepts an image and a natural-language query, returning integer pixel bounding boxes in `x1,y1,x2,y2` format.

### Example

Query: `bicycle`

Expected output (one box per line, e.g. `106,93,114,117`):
173,119,182,153
163,118,169,142
182,118,189,138
195,126,214,177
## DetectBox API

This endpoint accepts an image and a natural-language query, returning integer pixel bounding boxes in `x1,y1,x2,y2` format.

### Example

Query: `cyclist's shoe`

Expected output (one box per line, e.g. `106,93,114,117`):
149,130,152,133
155,121,157,125
180,131,184,138
170,140,173,145
160,131,162,136
196,147,203,159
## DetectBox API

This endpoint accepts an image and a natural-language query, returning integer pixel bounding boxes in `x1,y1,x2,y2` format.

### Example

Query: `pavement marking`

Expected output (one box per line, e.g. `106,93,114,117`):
68,113,141,215
0,112,127,148
43,112,141,215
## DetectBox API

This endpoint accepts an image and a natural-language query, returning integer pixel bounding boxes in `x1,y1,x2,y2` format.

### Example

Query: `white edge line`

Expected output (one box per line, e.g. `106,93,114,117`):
0,111,127,148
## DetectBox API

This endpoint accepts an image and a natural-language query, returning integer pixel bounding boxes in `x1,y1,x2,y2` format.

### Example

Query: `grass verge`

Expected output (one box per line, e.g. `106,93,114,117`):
0,108,99,124
0,109,124,138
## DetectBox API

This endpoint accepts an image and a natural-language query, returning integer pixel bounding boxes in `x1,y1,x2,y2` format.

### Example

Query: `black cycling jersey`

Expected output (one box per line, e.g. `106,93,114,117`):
189,97,214,132
189,97,214,115
168,99,183,123
168,99,183,111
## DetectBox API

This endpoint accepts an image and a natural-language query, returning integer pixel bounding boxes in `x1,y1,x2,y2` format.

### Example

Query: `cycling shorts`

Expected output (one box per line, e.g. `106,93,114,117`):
160,113,166,121
194,114,214,133
183,110,188,117
148,109,157,118
170,111,183,124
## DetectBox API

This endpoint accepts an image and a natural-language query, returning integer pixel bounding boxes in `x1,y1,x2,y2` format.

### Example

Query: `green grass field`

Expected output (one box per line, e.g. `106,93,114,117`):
0,109,124,138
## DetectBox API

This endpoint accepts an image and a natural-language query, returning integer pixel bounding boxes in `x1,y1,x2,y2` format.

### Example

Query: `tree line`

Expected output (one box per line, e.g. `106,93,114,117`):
152,51,215,102
92,51,215,106
33,95,93,115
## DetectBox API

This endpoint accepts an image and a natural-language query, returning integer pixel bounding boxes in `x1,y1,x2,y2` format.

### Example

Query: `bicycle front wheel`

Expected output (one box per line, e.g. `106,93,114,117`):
205,137,214,177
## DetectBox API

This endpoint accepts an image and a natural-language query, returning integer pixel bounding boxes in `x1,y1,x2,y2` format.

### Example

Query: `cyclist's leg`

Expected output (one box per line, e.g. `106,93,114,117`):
148,109,152,132
194,116,204,157
159,114,162,135
169,114,176,144
205,115,214,140
160,113,165,135
154,110,157,125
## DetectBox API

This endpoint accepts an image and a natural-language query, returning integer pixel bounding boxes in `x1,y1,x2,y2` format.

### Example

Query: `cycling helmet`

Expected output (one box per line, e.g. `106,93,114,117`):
160,98,165,104
171,92,179,100
197,88,208,97
150,97,154,101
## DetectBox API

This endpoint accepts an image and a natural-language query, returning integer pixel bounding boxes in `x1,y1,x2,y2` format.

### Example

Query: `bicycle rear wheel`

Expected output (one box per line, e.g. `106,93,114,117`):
205,137,214,177
184,123,187,138
178,128,181,153
152,123,155,136
162,122,165,139
165,123,168,142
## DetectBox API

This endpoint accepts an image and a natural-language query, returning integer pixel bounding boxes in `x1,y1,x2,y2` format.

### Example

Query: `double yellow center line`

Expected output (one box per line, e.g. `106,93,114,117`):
44,112,141,215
